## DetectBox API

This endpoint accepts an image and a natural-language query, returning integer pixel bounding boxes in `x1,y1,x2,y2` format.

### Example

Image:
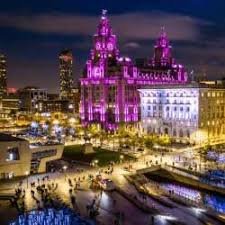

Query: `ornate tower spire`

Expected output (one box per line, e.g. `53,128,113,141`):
86,10,120,78
96,9,112,37
101,9,107,18
157,26,169,48
152,27,172,67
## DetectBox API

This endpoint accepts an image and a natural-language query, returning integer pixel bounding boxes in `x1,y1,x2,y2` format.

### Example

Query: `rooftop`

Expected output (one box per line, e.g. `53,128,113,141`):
138,82,225,90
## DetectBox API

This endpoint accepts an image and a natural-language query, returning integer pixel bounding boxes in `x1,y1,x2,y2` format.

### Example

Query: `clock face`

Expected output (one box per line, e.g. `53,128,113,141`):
93,66,101,77
107,42,114,51
95,42,101,50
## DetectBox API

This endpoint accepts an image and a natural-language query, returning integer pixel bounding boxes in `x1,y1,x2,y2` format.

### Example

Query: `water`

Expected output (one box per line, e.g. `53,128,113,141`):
146,174,225,214
162,183,225,213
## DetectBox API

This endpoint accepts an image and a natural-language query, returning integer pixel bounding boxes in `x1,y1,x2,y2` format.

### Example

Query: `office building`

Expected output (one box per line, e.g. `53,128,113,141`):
0,54,7,97
59,50,74,100
18,86,47,112
36,99,71,113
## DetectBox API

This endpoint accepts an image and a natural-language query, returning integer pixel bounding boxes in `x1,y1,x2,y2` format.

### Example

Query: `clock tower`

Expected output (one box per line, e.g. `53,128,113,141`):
87,9,119,79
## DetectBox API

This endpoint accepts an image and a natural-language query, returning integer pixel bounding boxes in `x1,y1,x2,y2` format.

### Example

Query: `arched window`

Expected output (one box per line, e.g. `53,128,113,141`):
164,128,169,135
179,129,183,138
187,130,190,138
173,129,177,137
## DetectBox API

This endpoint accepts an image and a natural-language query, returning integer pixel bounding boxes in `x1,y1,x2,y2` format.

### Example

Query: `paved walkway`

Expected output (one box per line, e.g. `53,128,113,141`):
0,153,223,225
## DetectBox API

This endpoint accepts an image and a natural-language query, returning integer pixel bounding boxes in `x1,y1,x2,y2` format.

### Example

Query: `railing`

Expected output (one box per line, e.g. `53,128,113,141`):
162,165,199,181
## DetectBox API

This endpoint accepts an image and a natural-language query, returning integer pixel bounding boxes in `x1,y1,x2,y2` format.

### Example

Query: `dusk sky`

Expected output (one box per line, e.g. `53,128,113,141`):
0,0,225,93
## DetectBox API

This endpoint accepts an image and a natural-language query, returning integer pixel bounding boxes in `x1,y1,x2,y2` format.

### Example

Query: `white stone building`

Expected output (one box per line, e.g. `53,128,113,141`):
138,84,225,144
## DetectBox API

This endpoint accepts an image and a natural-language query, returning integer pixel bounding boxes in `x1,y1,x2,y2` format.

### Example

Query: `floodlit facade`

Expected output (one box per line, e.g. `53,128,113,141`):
59,49,74,100
80,10,188,130
139,84,225,144
0,133,63,179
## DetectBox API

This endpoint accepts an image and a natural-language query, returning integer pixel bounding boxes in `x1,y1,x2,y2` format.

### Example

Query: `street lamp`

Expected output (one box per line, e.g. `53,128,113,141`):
25,171,29,189
63,165,68,181
94,160,99,167
120,155,124,163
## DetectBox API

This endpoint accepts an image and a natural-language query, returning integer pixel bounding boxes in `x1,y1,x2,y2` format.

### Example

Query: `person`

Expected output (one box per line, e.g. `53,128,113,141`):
150,215,154,225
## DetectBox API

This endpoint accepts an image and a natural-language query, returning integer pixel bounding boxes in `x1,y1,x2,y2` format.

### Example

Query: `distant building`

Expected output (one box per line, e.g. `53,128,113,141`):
0,133,64,179
18,86,47,112
71,86,80,114
36,99,71,113
59,50,74,100
80,11,188,130
0,93,20,120
0,54,7,97
139,84,225,144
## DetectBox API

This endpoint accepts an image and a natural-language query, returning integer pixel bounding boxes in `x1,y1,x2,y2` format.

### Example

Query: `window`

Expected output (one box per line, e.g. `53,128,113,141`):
179,130,183,138
6,147,20,161
187,130,190,138
32,149,57,159
173,130,177,137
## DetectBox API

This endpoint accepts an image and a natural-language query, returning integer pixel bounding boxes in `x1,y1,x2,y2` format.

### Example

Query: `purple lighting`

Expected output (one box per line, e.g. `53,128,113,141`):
80,10,188,130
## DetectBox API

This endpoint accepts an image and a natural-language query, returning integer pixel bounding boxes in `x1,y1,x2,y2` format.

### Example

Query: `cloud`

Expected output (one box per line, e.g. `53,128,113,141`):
0,11,211,41
124,42,141,49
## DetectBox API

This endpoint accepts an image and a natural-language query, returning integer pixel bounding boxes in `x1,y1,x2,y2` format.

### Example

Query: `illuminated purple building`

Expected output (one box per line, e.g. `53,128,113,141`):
136,27,188,83
80,11,188,130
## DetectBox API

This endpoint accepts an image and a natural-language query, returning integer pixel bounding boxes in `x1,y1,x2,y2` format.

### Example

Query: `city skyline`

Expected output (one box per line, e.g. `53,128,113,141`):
1,2,225,224
0,1,225,93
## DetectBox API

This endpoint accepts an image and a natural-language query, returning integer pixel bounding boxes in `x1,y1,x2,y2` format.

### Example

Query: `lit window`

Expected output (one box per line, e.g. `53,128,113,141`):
6,147,20,161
